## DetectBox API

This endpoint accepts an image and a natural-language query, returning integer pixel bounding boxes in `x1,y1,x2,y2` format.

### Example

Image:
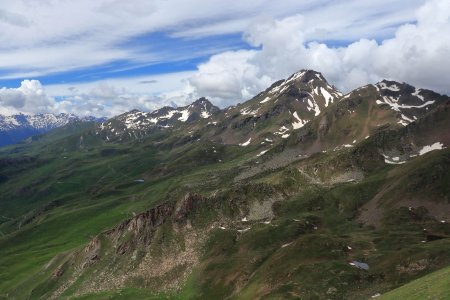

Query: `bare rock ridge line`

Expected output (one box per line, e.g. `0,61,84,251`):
86,193,207,263
48,193,210,298
93,69,448,146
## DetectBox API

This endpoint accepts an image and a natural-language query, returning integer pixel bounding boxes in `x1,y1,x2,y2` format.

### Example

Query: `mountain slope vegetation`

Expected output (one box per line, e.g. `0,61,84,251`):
0,70,449,299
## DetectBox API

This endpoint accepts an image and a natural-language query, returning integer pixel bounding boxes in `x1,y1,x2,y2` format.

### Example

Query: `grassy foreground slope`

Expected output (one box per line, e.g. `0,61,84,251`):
380,265,450,300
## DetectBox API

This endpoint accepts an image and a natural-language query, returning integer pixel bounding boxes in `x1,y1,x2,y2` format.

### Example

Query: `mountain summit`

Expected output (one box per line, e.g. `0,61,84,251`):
94,97,220,142
172,70,341,146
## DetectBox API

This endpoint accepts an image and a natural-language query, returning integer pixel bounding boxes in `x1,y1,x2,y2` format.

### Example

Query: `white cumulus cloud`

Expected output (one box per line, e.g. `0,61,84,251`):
0,80,54,115
0,72,196,117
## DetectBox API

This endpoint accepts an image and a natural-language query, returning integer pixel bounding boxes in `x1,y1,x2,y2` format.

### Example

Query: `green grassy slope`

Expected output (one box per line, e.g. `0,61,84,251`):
379,265,450,300
2,139,449,299
0,126,258,298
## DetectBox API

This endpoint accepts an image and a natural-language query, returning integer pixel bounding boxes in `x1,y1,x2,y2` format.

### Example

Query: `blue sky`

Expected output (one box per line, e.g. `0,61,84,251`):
0,0,448,116
0,33,250,87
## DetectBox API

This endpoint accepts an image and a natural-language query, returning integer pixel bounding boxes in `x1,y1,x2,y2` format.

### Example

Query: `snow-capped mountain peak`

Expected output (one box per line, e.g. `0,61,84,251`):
0,113,99,131
0,113,104,147
95,97,220,141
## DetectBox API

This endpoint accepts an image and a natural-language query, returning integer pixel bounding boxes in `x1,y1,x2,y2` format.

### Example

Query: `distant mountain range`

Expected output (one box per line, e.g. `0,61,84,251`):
0,113,105,147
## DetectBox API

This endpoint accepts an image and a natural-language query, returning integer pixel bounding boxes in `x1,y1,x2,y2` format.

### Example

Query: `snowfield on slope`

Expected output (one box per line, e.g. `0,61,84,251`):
239,138,252,147
419,142,445,156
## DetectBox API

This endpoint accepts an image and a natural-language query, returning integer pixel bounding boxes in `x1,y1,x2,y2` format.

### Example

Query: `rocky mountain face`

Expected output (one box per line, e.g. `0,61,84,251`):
91,70,445,149
97,70,344,146
344,80,444,126
1,69,449,299
204,70,343,145
0,113,104,147
94,97,220,142
274,79,447,156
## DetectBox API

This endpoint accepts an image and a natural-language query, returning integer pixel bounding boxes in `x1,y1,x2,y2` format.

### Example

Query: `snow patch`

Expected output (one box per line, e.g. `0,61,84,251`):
257,149,269,157
378,82,400,91
239,138,252,147
401,114,414,123
240,106,260,116
200,110,211,118
160,110,176,120
268,81,289,95
412,88,425,101
371,293,381,298
320,87,333,107
281,242,293,248
285,70,306,84
178,109,190,122
307,98,321,116
274,126,291,138
419,142,445,156
260,96,271,104
382,154,406,164
274,126,289,137
341,93,352,100
292,111,308,129
377,95,435,112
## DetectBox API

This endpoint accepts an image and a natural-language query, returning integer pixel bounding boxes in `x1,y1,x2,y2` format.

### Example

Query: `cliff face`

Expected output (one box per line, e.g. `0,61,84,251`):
106,201,176,255
47,193,212,298
102,193,208,254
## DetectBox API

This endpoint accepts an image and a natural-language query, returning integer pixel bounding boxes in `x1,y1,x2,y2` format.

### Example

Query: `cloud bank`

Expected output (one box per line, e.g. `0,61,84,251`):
0,72,196,117
0,0,423,79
